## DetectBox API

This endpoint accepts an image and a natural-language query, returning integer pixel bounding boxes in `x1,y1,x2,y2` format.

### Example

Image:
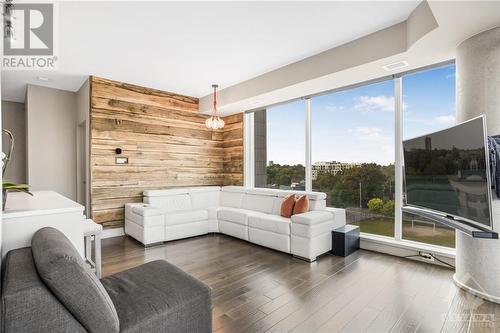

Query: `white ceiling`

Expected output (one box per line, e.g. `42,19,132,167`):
1,1,422,102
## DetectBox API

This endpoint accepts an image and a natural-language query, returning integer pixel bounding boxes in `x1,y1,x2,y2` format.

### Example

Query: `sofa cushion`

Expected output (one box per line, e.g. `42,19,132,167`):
220,191,244,208
165,209,208,226
189,187,220,209
248,214,291,235
101,260,212,333
145,194,192,213
293,195,310,215
31,227,119,333
280,194,296,218
207,206,223,220
241,193,276,214
218,208,265,225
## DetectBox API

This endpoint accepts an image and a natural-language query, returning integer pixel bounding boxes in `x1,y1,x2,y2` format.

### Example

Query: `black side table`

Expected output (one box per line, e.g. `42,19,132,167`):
331,225,360,257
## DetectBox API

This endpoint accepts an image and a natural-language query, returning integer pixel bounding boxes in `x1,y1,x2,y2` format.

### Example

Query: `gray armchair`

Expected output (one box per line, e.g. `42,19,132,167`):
1,227,212,333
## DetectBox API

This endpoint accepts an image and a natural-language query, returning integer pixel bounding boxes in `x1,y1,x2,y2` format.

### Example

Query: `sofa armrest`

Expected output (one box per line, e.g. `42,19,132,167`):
324,207,346,228
125,203,164,218
291,211,333,225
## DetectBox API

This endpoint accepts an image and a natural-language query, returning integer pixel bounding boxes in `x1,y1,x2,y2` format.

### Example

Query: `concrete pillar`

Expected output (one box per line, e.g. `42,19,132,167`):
454,26,500,303
254,110,267,187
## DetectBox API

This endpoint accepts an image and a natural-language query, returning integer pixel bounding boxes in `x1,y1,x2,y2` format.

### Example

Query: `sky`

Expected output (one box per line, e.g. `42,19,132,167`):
266,64,456,166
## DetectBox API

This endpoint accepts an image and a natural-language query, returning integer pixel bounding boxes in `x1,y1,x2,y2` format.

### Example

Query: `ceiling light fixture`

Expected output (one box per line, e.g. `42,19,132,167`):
382,60,409,71
205,84,225,130
37,76,50,82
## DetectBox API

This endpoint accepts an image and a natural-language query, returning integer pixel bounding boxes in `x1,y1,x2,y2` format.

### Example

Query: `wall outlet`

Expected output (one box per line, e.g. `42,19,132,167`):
418,251,435,261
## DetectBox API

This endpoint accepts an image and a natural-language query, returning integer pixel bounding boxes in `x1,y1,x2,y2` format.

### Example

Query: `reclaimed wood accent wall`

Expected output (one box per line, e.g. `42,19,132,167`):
90,76,243,229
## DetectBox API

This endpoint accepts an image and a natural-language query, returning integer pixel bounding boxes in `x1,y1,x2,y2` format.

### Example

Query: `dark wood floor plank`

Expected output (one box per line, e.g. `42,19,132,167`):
101,234,500,333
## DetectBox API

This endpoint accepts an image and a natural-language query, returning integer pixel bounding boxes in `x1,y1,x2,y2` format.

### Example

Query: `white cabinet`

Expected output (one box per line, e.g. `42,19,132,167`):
2,191,85,260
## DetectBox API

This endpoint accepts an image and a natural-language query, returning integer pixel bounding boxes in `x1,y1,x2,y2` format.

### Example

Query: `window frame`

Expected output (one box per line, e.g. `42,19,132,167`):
243,60,456,255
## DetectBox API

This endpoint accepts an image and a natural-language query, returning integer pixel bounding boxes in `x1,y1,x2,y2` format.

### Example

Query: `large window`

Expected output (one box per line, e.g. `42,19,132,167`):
249,62,457,249
402,64,457,248
254,100,305,189
311,80,395,237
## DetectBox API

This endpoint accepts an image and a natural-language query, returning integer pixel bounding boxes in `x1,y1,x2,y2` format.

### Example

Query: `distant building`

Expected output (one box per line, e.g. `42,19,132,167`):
425,136,432,151
312,161,361,180
268,161,274,166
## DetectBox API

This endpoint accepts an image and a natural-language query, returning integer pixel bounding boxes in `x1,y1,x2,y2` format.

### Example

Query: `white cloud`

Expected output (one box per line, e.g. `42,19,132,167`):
325,104,345,113
433,114,456,126
353,95,407,113
350,127,383,141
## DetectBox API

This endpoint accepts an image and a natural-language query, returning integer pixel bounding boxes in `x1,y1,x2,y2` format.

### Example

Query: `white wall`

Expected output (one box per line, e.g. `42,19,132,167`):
76,79,90,215
2,101,26,184
26,85,77,200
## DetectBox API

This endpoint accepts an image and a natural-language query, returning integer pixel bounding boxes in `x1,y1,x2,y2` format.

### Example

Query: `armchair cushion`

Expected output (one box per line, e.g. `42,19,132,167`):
101,260,212,333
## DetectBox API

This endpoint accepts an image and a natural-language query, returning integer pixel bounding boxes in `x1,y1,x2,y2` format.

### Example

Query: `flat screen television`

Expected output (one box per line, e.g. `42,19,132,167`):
403,115,493,230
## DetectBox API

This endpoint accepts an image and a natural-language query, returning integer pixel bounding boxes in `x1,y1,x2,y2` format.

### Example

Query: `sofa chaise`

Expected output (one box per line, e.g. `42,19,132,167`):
125,186,346,261
1,227,212,333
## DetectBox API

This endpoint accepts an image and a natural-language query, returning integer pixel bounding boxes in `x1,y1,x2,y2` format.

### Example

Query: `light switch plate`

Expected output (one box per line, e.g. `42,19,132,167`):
115,157,128,164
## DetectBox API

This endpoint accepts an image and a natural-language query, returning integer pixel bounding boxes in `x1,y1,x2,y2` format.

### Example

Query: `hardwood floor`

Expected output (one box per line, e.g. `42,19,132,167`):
101,234,500,333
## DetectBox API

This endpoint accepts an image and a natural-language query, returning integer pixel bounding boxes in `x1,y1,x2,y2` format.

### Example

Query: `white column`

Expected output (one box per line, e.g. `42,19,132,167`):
243,112,255,188
394,77,403,240
305,98,312,192
454,27,500,304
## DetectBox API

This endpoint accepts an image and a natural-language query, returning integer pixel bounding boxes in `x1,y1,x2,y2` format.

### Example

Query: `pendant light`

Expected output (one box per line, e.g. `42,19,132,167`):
205,84,225,130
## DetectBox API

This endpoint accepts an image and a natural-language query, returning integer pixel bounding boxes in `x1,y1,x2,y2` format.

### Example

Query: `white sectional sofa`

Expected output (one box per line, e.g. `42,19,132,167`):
124,186,346,262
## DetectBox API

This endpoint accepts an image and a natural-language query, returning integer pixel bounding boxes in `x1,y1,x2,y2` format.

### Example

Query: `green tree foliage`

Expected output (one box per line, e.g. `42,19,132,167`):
330,163,387,208
381,200,395,216
269,163,395,209
266,164,305,187
367,198,384,213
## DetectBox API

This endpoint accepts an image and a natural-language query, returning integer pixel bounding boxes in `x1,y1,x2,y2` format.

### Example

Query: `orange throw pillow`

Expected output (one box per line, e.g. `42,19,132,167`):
293,195,309,215
280,194,296,218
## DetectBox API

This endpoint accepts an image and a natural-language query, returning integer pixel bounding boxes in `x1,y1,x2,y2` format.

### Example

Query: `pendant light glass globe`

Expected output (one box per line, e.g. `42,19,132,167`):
205,115,225,130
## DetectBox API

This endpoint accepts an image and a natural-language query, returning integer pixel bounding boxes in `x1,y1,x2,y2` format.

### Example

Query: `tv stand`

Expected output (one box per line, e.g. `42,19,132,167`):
402,206,498,239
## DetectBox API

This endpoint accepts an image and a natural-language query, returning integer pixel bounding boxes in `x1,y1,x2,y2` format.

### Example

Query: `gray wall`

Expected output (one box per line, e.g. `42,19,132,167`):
2,101,26,184
26,85,77,200
254,109,267,187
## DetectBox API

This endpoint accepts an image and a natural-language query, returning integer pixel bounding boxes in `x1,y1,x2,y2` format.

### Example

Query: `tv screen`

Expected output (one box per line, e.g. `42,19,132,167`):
403,116,492,229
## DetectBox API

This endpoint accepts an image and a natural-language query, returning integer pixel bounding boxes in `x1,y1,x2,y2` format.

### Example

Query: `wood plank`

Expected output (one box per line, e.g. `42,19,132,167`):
90,76,243,227
100,235,500,333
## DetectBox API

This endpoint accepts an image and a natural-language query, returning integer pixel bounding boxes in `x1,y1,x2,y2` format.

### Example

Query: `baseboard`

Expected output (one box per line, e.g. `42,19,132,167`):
360,234,456,268
102,227,125,239
453,273,500,304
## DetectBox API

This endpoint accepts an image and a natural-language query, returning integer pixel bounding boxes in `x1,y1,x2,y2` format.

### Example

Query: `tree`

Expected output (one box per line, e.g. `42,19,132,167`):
330,164,386,208
381,200,395,216
367,198,384,213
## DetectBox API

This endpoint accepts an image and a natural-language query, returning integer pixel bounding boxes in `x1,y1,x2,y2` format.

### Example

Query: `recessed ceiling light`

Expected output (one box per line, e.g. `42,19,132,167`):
37,76,50,82
382,61,409,71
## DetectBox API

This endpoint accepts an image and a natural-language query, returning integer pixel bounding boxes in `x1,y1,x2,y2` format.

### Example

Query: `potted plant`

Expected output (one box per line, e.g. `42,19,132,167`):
2,129,32,210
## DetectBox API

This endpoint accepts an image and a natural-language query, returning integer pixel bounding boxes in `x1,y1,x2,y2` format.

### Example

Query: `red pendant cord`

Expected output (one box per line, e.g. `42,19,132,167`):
213,85,217,117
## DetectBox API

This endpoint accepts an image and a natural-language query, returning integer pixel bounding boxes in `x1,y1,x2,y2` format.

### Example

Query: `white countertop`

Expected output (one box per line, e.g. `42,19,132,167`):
3,190,84,219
